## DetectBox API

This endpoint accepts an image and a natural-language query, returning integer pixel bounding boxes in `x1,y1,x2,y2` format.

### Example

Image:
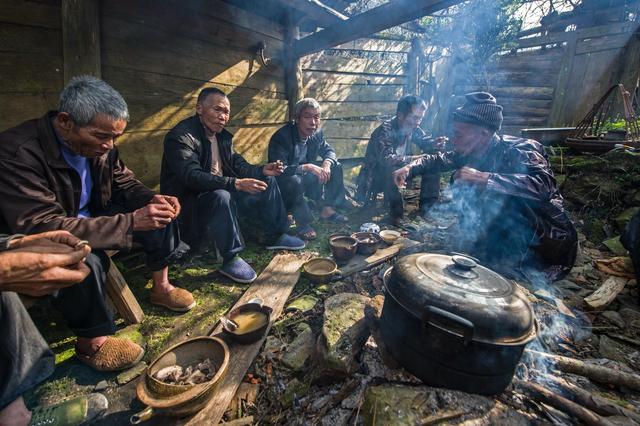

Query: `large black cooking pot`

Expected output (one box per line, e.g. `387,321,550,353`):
379,253,537,395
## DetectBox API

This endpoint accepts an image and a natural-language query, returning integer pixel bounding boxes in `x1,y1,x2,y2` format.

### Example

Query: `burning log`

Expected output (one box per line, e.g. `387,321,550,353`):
513,379,616,426
526,350,640,391
533,372,640,424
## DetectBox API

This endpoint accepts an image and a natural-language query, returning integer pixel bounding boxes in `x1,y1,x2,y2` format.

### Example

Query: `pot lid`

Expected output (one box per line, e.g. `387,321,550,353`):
386,253,536,345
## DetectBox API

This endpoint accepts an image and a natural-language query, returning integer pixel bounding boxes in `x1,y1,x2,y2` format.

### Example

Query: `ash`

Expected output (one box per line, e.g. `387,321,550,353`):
153,358,217,385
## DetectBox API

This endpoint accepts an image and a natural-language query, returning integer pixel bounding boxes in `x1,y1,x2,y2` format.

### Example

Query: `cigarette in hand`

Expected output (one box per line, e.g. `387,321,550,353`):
74,240,89,250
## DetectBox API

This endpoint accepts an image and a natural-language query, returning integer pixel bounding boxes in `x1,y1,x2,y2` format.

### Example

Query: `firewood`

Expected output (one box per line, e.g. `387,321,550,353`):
220,416,254,426
584,276,628,310
526,350,640,391
419,409,465,425
533,372,640,424
312,378,359,424
513,379,615,426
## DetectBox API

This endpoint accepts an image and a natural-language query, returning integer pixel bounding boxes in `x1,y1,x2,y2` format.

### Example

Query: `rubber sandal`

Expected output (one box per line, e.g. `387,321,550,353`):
297,224,317,240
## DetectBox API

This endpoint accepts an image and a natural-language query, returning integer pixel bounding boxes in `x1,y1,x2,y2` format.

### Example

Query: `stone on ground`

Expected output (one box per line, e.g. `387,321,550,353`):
286,295,318,313
318,293,371,376
615,207,640,232
281,323,316,371
603,236,628,256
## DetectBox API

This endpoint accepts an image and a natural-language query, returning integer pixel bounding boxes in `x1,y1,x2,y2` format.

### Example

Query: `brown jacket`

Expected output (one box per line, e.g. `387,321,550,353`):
0,112,155,250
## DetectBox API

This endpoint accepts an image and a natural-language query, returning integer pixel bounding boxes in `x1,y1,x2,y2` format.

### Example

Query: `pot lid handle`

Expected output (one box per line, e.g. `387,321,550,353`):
451,255,477,270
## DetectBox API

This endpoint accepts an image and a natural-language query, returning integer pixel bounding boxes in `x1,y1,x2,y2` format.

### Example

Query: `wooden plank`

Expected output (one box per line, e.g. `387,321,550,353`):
106,257,144,324
463,70,560,88
330,138,369,158
576,33,633,55
0,92,59,131
332,37,411,53
225,125,283,165
338,237,419,277
455,85,555,100
101,0,284,58
181,252,312,426
304,70,405,86
293,0,467,57
320,101,396,119
548,32,577,127
284,19,303,121
0,0,61,29
62,0,101,82
501,116,547,126
0,52,63,92
0,22,61,55
272,0,347,28
321,119,381,139
304,82,403,102
301,54,405,76
101,16,285,80
584,276,628,310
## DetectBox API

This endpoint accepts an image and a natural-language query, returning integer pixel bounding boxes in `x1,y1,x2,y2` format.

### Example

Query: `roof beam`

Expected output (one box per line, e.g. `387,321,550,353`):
273,0,348,28
293,0,466,57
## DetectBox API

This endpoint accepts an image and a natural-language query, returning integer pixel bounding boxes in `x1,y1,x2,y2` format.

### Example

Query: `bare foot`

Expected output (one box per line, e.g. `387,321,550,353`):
0,397,31,426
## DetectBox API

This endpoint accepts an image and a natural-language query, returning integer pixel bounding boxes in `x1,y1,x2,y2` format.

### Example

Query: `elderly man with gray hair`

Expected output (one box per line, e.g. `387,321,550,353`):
268,98,348,240
0,76,193,372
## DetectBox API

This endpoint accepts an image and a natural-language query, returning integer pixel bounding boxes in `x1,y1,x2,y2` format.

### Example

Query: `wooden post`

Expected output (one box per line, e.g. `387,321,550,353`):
548,32,577,127
405,37,421,96
61,0,101,83
285,16,303,121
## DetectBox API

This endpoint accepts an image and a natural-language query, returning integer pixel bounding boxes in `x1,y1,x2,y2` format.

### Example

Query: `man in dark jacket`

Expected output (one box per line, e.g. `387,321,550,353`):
0,231,108,426
268,98,348,240
393,92,578,281
0,76,192,371
356,95,444,225
161,88,305,284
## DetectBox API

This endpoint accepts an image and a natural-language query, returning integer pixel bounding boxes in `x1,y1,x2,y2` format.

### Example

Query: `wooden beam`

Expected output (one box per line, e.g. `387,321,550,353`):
61,0,101,83
273,0,348,28
293,0,465,57
285,17,304,120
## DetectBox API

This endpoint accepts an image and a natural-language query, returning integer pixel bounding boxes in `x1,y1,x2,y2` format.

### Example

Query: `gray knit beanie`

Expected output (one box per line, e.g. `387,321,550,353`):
453,92,503,132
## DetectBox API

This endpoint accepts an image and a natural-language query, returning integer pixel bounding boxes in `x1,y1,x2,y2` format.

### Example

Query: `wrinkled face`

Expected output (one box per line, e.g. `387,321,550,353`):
451,122,492,157
296,107,321,139
397,105,426,135
197,93,231,134
57,112,127,158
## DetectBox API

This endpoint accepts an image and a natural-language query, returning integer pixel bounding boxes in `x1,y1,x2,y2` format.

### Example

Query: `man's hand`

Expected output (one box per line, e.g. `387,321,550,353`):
304,163,329,184
235,178,268,194
433,136,448,151
321,160,332,182
0,233,91,297
263,160,284,177
392,166,411,189
149,194,181,218
133,202,176,231
453,166,490,188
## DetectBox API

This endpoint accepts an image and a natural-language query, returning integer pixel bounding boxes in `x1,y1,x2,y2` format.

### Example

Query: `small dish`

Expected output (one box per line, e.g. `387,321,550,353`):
379,230,401,244
303,257,338,284
350,232,381,256
222,301,272,344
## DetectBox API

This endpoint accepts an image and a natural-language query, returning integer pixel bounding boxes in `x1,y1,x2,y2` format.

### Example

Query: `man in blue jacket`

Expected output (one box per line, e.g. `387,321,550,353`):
268,98,348,240
161,88,305,284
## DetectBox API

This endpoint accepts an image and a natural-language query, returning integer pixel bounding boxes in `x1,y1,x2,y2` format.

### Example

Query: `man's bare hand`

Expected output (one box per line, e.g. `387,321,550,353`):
9,230,83,253
453,166,490,188
0,241,91,297
392,166,411,189
263,160,284,177
133,202,175,231
304,163,329,184
321,160,332,183
433,136,448,151
149,194,181,218
235,178,268,194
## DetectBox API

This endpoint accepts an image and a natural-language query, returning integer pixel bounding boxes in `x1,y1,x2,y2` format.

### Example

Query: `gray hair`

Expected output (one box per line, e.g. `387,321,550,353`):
58,75,129,127
294,98,321,119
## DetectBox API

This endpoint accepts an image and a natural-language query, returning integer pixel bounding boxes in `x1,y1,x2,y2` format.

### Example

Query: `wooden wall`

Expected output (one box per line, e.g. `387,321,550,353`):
428,21,640,136
0,0,63,131
0,0,288,188
301,37,408,159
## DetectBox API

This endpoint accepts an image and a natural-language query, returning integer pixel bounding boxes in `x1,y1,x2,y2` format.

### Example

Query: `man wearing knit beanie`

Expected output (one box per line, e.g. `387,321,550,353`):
392,92,578,282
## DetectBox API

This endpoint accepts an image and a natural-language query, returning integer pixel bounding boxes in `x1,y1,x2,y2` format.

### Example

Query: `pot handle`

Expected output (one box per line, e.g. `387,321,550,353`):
130,406,154,424
422,305,475,345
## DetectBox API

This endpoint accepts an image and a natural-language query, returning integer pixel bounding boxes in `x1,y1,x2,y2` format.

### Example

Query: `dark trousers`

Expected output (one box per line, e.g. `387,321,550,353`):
0,292,55,409
195,176,288,260
384,167,441,219
52,221,186,338
277,162,347,226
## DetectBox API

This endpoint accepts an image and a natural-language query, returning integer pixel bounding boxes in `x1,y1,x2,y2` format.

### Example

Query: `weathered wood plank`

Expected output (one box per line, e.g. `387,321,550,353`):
502,116,548,126
180,253,312,426
62,0,101,82
0,52,63,92
0,92,59,131
304,82,404,102
106,257,144,324
225,125,283,164
272,0,347,28
332,37,411,53
0,22,61,55
0,0,61,29
301,54,405,76
455,85,555,100
319,102,396,120
548,32,577,127
330,138,369,158
576,33,632,55
339,238,419,277
304,71,405,86
293,0,466,57
101,0,284,58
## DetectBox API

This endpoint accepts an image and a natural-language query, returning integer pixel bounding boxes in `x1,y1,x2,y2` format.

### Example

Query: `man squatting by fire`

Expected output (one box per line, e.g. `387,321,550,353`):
392,92,578,281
